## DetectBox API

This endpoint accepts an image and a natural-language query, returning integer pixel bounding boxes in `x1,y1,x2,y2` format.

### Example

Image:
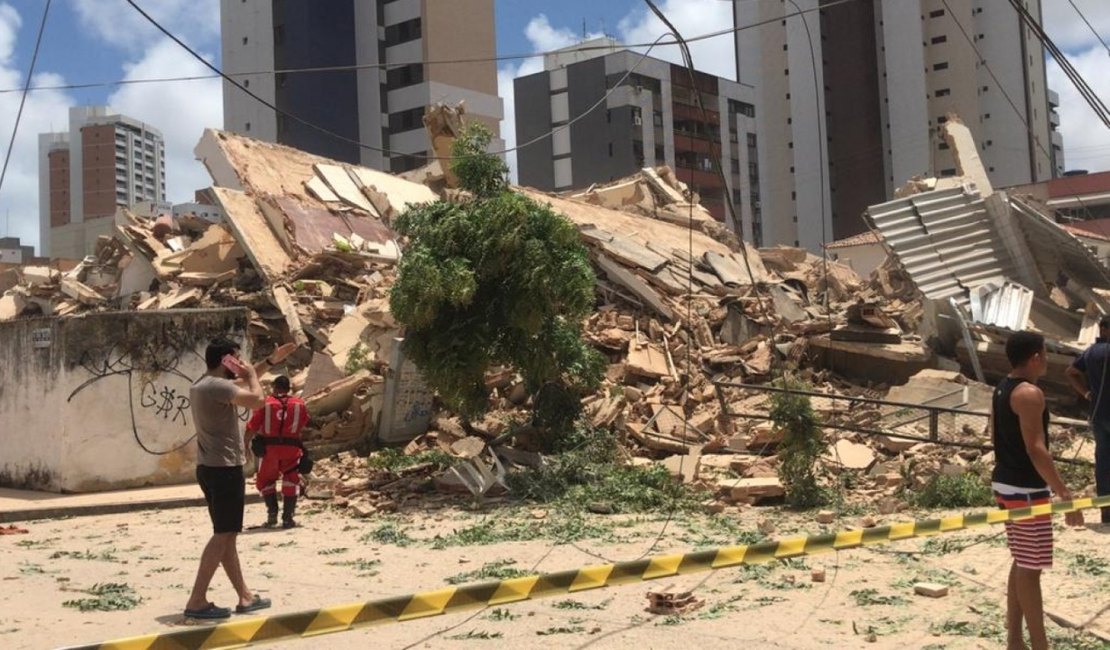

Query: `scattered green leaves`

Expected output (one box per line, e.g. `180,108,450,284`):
446,560,530,585
62,583,141,612
445,629,504,640
361,522,414,547
850,588,908,607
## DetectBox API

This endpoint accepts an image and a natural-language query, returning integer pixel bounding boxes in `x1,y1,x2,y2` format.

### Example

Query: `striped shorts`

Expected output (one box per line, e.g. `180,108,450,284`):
995,490,1053,570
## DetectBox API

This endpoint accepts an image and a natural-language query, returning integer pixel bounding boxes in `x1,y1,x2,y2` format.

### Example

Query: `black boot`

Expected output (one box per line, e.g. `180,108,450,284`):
282,495,297,529
263,493,279,528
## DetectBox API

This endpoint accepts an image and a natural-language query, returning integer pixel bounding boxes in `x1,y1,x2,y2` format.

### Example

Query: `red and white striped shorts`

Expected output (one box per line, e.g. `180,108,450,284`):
995,490,1053,570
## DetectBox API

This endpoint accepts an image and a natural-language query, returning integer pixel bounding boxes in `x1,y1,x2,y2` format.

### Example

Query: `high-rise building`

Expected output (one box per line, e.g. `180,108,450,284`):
38,106,165,259
733,0,1061,249
221,0,503,173
515,39,762,237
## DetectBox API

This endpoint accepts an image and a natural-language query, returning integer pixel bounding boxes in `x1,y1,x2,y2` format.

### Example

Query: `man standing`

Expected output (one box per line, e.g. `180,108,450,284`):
1066,316,1110,523
245,375,309,529
993,331,1082,650
183,338,294,620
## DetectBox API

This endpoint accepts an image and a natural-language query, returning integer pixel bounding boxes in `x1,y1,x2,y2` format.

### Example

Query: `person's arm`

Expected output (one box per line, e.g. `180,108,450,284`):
1066,366,1091,401
1013,384,1069,497
243,409,264,458
230,363,266,410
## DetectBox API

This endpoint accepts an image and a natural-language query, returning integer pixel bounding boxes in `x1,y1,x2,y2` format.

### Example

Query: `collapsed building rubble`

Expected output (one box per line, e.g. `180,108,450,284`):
0,104,1096,509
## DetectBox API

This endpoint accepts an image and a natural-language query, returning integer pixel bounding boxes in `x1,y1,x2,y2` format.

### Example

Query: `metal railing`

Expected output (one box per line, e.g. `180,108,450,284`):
713,381,1092,465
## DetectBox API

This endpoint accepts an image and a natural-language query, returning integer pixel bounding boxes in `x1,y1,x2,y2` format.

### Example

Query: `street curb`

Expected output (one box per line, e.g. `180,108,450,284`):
0,493,263,524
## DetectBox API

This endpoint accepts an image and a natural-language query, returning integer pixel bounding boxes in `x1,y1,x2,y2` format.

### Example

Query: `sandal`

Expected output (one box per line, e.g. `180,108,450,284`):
236,595,272,614
184,603,231,620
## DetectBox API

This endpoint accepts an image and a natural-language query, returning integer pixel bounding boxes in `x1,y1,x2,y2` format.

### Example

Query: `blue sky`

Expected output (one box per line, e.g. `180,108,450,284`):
0,0,1107,253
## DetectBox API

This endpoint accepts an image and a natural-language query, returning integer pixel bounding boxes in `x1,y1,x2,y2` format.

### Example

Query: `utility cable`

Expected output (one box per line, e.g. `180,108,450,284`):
0,0,51,200
2,0,861,95
1067,0,1110,56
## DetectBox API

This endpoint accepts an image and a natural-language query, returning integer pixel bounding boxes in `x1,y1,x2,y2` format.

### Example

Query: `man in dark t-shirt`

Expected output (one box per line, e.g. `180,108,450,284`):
993,331,1082,650
1066,316,1110,523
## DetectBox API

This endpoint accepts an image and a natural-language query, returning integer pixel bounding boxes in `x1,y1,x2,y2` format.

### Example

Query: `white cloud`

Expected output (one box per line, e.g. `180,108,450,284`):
1046,47,1110,173
617,0,735,79
70,0,219,53
0,3,75,253
1041,0,1110,54
107,37,223,203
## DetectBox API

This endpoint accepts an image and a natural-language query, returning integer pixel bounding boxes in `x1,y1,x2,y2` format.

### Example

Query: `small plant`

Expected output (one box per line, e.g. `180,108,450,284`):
1068,553,1110,577
367,447,455,473
445,630,503,640
484,608,518,622
552,598,611,611
446,560,530,585
361,522,414,547
62,583,141,612
317,547,349,556
326,559,381,575
910,472,992,509
770,378,829,509
536,625,586,636
850,588,908,607
50,549,120,562
344,343,375,375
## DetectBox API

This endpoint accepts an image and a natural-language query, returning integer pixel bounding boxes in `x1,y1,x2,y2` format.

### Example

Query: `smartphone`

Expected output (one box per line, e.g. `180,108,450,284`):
221,354,245,377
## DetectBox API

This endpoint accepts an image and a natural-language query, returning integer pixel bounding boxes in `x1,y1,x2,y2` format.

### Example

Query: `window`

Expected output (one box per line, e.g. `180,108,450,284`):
939,142,949,150
388,107,424,133
929,9,945,17
384,18,422,47
242,37,248,45
746,133,757,147
274,24,284,45
935,88,951,97
386,63,423,88
937,116,948,124
933,62,949,71
608,143,613,157
245,122,251,132
244,79,250,88
931,35,947,44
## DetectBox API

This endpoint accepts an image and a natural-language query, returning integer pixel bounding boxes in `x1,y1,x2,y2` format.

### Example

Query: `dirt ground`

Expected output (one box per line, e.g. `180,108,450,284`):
4,495,1110,650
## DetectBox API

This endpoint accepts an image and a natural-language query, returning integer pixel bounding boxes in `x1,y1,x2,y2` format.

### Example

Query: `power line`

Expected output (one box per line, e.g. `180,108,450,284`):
0,0,52,203
940,0,1099,221
1067,0,1110,56
3,0,860,96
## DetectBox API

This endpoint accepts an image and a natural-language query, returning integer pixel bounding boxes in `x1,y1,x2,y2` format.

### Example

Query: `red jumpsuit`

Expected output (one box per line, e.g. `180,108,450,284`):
248,395,309,497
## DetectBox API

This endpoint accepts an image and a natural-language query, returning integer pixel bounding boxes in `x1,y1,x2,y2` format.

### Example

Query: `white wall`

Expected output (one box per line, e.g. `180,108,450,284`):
0,309,249,492
830,242,887,278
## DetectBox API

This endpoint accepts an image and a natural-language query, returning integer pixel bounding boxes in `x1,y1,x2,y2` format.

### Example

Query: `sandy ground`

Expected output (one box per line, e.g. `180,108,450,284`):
4,496,1110,650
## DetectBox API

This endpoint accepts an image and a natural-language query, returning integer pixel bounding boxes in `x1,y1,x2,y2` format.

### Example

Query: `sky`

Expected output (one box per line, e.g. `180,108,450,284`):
0,0,1107,254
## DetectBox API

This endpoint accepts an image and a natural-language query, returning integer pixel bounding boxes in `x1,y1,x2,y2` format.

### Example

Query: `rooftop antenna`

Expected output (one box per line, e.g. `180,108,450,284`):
582,19,587,40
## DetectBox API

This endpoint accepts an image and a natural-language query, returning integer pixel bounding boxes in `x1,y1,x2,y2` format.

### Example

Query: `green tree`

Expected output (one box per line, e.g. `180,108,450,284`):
390,124,603,444
770,378,829,509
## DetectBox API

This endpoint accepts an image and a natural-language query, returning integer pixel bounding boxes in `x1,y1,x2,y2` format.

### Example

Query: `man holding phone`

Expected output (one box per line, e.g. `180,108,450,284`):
183,337,295,620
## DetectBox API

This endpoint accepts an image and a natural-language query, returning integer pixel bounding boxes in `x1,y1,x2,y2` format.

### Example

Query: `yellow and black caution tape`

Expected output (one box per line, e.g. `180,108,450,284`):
63,494,1110,650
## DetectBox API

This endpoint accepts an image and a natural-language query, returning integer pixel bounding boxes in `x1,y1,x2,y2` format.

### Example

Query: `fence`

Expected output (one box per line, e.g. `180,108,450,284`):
713,381,1092,465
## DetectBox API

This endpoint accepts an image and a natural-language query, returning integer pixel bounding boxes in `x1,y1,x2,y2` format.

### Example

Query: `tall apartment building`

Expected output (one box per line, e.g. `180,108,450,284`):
221,0,503,173
733,0,1061,249
515,39,762,237
38,106,165,259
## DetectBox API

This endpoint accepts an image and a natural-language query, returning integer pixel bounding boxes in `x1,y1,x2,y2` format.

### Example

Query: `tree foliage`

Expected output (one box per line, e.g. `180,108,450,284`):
390,124,603,436
770,378,830,509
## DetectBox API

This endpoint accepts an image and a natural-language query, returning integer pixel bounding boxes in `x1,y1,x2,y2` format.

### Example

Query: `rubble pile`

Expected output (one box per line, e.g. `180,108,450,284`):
2,104,1100,511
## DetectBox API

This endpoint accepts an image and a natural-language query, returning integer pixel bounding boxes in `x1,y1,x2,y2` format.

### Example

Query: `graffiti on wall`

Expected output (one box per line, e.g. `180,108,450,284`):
67,342,250,456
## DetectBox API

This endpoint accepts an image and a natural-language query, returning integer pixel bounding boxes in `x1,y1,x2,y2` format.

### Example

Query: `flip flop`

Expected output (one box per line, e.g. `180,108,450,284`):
236,595,272,614
184,603,231,620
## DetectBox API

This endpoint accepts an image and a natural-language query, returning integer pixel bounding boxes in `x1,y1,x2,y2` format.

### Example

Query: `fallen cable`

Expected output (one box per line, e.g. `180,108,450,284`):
61,494,1110,650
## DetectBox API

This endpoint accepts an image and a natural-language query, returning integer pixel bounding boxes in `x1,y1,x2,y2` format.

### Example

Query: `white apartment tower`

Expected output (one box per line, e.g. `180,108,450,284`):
220,0,503,173
733,0,1060,248
38,106,165,259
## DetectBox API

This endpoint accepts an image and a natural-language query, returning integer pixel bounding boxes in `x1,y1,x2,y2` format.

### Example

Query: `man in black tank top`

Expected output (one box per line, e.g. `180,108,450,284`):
992,331,1083,650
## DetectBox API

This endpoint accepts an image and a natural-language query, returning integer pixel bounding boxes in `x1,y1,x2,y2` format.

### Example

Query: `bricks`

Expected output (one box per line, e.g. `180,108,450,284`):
914,582,949,598
811,568,826,583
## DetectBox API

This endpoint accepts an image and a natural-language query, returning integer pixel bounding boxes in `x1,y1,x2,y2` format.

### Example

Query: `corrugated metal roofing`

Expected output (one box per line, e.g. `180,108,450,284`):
864,184,1016,309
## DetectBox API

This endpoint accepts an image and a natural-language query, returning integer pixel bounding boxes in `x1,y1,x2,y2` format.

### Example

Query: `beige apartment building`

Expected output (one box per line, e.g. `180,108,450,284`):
221,0,502,173
733,0,1061,249
38,106,165,259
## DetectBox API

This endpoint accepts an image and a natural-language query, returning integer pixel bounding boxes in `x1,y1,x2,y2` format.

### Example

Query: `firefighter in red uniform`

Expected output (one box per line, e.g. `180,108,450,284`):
245,376,309,529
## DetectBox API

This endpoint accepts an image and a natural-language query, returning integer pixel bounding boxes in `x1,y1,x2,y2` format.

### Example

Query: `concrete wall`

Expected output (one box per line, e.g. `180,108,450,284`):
828,242,887,278
220,0,277,142
0,308,248,493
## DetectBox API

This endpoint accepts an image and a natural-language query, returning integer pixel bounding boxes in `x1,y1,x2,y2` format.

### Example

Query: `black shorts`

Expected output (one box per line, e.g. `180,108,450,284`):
196,465,245,534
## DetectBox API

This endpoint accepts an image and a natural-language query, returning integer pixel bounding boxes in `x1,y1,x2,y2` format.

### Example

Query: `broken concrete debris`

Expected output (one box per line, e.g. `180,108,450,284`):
2,104,1098,512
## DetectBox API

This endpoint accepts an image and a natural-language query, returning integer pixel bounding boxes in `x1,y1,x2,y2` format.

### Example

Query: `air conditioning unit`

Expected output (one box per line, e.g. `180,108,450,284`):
633,116,643,126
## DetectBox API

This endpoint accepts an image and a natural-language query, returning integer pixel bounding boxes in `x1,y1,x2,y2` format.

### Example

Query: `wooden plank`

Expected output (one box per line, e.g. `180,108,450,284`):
272,285,309,347
210,187,294,283
582,227,669,272
595,253,674,321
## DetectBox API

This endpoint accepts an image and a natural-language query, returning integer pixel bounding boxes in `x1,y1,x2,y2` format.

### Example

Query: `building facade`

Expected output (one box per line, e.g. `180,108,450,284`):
0,237,34,265
38,106,165,259
221,0,503,173
733,0,1061,249
515,39,762,238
